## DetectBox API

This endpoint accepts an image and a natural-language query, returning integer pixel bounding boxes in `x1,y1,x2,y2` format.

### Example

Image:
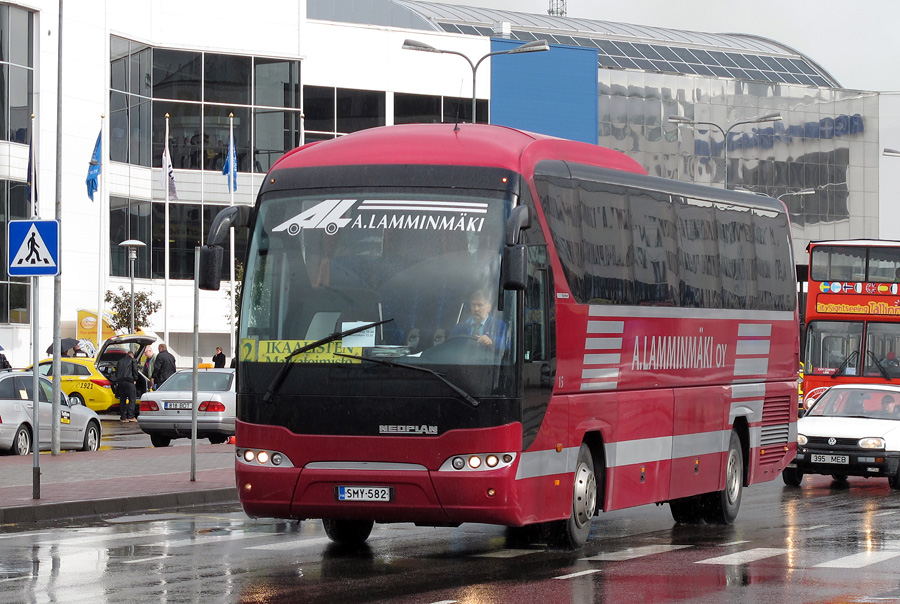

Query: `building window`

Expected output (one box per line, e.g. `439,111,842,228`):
1,5,34,143
0,180,32,324
111,36,302,175
304,86,387,140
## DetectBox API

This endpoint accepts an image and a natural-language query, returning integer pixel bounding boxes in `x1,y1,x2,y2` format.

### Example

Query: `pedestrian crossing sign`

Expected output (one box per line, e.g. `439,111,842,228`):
8,220,60,276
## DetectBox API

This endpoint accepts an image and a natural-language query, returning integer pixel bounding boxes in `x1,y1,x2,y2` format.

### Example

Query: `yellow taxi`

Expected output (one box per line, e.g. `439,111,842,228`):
32,335,156,413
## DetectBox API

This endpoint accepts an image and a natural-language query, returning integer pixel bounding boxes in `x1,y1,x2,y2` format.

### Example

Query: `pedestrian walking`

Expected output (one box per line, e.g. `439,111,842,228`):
151,343,177,389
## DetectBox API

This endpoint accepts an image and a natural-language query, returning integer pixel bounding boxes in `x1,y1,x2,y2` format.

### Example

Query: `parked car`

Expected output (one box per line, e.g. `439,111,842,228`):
0,370,102,455
30,334,156,413
784,384,900,488
138,368,235,447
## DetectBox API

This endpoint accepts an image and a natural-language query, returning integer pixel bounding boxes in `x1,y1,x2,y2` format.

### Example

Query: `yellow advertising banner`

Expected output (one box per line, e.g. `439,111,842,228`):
76,309,117,348
240,339,361,363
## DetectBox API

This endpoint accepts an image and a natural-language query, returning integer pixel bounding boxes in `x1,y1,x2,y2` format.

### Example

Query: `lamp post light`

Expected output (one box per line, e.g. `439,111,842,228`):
668,113,782,189
402,38,549,124
118,239,146,334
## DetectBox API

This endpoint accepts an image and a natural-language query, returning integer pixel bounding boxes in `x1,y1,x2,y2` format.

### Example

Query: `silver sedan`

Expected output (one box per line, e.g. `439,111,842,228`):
0,370,102,455
138,368,235,447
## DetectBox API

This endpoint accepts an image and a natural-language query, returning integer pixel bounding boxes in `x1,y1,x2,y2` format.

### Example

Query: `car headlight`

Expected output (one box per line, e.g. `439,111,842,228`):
797,434,808,446
858,437,885,449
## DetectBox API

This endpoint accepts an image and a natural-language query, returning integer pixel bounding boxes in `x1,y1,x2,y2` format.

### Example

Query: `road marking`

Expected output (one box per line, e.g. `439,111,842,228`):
555,569,602,580
0,531,53,541
696,548,788,565
815,551,900,568
428,601,458,604
473,549,540,558
581,544,692,561
140,531,270,548
123,555,169,564
802,524,830,531
719,540,751,546
246,537,332,551
37,529,165,547
0,575,32,583
874,511,898,517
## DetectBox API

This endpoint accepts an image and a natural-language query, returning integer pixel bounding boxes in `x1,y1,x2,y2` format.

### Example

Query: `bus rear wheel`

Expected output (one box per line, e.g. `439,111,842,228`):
322,518,375,545
547,443,598,548
702,431,743,525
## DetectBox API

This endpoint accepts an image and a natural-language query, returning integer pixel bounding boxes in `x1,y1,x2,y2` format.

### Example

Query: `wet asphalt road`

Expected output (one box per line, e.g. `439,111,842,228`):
2,471,900,603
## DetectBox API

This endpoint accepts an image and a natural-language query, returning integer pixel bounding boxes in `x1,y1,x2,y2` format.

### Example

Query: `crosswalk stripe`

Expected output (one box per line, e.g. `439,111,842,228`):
581,544,692,561
555,569,602,580
696,548,788,565
140,532,270,548
123,555,169,564
473,549,540,558
245,537,332,551
814,551,900,568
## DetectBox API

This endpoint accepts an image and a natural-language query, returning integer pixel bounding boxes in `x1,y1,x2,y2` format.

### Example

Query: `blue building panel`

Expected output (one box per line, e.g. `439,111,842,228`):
490,39,598,145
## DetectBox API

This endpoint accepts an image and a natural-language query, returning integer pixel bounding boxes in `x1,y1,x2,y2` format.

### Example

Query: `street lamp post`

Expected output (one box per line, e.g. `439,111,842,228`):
668,113,782,189
402,39,549,124
119,240,146,334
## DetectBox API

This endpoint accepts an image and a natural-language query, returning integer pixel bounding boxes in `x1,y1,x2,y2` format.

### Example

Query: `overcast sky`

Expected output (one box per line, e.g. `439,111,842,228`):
446,0,893,92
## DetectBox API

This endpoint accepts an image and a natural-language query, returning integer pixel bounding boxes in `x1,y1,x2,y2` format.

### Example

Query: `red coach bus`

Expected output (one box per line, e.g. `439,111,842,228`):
199,123,799,548
802,240,900,408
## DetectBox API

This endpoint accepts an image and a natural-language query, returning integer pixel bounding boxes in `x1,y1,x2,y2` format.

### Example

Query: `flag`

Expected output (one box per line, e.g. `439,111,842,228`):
26,135,37,213
86,131,102,201
160,134,178,200
223,118,237,192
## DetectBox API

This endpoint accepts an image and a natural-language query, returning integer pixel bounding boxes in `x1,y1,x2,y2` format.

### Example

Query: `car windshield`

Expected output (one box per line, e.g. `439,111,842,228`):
157,371,233,392
808,388,900,420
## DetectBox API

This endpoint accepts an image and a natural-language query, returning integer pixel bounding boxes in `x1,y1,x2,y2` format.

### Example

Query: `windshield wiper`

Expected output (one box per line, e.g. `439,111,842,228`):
262,319,394,404
831,350,859,379
334,352,480,408
866,350,892,381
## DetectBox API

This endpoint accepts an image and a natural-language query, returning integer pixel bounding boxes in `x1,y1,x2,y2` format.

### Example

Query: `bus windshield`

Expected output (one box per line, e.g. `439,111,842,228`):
239,188,517,392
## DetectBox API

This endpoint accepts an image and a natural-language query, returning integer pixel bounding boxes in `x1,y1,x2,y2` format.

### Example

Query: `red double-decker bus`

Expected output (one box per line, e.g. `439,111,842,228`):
802,240,900,408
200,123,798,548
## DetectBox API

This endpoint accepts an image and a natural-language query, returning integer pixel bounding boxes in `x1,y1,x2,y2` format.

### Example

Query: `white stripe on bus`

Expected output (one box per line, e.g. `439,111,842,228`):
585,337,623,350
734,358,770,376
736,340,771,355
580,381,618,391
583,353,621,365
738,323,773,337
589,306,794,321
587,320,625,333
731,383,767,399
582,368,619,380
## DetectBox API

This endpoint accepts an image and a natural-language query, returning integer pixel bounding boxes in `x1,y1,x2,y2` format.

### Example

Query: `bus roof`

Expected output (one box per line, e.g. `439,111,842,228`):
272,123,648,177
808,239,900,249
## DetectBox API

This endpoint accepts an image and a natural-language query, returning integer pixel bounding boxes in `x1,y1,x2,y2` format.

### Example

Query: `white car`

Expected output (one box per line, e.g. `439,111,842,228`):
0,370,102,455
138,368,235,447
784,384,900,488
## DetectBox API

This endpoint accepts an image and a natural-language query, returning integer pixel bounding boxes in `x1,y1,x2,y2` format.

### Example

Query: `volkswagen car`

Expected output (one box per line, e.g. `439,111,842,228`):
784,384,900,488
0,370,102,455
138,368,235,447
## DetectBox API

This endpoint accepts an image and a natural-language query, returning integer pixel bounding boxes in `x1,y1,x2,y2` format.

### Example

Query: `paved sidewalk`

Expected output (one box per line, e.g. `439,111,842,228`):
0,444,238,526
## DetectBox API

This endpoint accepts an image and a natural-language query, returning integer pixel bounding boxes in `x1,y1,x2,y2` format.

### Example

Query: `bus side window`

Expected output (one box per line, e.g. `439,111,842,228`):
525,272,546,362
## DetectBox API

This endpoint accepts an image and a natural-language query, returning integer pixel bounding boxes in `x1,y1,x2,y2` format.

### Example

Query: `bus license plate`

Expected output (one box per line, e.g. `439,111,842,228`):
336,486,393,502
165,402,192,410
812,454,848,465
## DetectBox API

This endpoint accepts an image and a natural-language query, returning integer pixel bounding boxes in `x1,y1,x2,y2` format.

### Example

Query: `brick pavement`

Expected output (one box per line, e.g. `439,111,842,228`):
0,443,238,525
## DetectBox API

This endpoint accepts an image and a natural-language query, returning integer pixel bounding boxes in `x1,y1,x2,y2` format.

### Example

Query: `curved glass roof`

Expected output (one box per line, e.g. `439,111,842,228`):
308,0,839,88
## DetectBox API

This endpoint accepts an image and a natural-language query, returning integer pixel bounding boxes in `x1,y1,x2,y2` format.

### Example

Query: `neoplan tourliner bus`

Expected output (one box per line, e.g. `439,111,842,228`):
199,123,799,548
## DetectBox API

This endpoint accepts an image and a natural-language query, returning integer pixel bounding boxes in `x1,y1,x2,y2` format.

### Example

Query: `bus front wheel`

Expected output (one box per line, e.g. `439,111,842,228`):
702,430,743,525
322,518,375,545
547,442,598,548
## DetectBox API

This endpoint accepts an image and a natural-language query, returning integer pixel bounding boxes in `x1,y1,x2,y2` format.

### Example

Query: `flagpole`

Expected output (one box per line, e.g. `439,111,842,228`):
96,115,105,357
228,113,236,362
164,114,170,347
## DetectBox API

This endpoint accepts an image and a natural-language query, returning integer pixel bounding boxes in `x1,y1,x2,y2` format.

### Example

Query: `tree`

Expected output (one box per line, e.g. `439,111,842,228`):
104,286,162,333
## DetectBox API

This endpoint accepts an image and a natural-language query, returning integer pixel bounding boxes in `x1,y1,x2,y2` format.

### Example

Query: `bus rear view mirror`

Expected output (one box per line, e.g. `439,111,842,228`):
198,245,224,291
501,245,527,291
505,205,531,246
